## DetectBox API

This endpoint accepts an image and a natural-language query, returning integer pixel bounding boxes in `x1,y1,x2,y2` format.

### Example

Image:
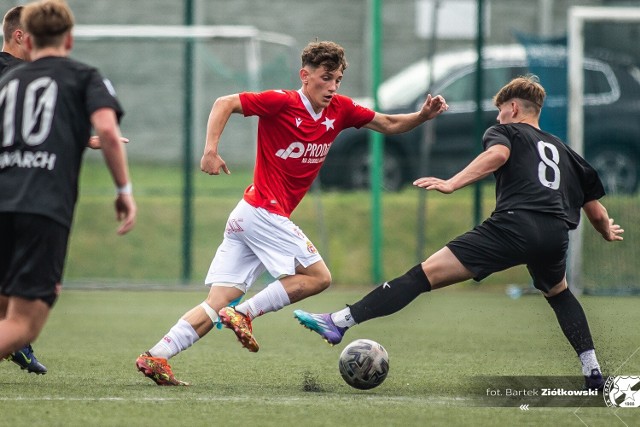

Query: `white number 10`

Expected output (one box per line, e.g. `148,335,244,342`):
0,77,58,147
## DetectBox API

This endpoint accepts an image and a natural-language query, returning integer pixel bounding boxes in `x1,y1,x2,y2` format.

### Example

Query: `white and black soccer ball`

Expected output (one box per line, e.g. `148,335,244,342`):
338,339,389,390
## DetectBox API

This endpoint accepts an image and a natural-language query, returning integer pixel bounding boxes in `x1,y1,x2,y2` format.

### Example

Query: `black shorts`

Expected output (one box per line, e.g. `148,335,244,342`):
446,210,570,293
0,213,69,306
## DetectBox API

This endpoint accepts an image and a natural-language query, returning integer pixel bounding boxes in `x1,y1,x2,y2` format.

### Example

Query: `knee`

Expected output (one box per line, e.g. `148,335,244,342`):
543,278,568,298
318,272,332,291
309,270,331,292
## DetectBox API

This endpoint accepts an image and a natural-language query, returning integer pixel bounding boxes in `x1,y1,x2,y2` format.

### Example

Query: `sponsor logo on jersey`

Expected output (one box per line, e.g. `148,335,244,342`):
276,141,331,164
0,149,56,170
276,142,305,159
295,117,303,127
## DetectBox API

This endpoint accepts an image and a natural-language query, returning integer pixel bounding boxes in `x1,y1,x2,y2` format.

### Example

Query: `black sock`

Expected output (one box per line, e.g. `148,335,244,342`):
349,264,431,324
545,288,595,355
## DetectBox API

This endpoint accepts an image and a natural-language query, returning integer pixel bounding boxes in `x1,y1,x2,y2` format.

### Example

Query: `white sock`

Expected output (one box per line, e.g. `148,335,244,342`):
579,349,601,376
331,307,356,328
235,280,290,320
149,319,200,360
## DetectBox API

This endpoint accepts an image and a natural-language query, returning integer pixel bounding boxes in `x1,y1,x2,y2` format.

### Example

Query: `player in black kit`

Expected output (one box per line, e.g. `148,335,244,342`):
0,4,130,374
0,4,49,375
0,6,28,73
0,0,136,366
294,75,624,390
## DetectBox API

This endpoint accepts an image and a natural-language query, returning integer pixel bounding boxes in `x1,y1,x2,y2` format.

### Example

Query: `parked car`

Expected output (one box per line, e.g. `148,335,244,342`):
319,44,640,193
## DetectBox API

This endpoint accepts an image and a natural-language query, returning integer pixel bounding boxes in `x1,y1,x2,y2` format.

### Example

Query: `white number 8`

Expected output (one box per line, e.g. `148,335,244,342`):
537,140,561,190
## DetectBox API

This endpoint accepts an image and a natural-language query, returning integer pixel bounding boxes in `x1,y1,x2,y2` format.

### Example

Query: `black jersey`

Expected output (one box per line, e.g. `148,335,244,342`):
0,56,124,228
0,52,23,75
483,123,604,229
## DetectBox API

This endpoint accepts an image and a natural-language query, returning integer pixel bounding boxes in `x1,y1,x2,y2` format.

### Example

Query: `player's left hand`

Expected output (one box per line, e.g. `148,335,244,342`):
418,94,449,121
88,136,130,149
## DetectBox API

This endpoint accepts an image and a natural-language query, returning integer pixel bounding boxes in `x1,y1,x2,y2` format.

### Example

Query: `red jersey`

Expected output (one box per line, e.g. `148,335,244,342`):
239,89,375,217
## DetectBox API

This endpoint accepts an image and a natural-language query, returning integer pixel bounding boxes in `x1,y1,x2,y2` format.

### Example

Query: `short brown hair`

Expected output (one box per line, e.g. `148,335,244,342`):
493,75,546,114
3,6,23,41
22,0,74,49
301,41,348,72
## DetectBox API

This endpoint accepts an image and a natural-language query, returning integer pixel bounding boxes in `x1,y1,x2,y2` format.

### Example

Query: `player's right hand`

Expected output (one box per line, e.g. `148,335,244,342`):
200,152,231,175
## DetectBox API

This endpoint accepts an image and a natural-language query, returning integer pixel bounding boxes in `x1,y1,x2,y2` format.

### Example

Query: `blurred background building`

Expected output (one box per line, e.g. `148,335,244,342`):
2,0,637,165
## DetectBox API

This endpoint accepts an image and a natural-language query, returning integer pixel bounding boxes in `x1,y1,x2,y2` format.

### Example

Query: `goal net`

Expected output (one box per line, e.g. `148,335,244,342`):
73,25,297,164
566,7,640,295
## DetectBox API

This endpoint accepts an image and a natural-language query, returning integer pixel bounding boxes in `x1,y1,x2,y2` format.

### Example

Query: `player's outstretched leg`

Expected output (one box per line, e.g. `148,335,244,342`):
293,310,346,345
7,344,47,375
135,353,189,386
218,307,259,352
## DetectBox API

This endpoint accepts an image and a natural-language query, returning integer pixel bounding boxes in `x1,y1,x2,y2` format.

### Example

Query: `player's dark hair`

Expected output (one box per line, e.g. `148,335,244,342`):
301,41,348,72
493,75,546,114
3,6,23,42
22,0,74,49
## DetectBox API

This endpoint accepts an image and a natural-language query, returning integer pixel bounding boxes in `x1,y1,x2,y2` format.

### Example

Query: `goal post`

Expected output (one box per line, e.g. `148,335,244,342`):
567,7,640,158
567,7,640,294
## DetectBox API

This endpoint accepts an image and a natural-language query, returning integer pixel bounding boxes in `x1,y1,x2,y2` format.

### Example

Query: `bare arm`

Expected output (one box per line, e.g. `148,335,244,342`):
91,108,137,235
413,144,510,194
200,94,243,175
363,94,448,135
582,199,624,241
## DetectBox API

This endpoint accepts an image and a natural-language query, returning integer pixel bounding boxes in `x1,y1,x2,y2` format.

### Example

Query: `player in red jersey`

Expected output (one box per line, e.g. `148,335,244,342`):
136,41,448,385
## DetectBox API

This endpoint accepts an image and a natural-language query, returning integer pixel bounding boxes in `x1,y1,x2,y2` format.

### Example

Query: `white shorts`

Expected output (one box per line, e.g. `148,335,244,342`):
204,199,323,292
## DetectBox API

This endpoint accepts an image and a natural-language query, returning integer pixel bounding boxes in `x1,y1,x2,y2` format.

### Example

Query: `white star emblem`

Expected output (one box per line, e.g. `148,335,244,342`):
321,117,335,131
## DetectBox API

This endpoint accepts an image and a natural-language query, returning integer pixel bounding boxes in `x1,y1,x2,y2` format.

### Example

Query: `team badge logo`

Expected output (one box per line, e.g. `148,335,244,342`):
603,376,640,407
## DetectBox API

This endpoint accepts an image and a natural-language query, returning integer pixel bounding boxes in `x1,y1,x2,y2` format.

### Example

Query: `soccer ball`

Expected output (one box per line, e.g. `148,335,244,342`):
338,339,389,390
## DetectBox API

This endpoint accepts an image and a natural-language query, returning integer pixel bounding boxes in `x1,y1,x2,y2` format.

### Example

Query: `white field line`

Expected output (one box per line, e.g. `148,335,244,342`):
0,395,471,405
